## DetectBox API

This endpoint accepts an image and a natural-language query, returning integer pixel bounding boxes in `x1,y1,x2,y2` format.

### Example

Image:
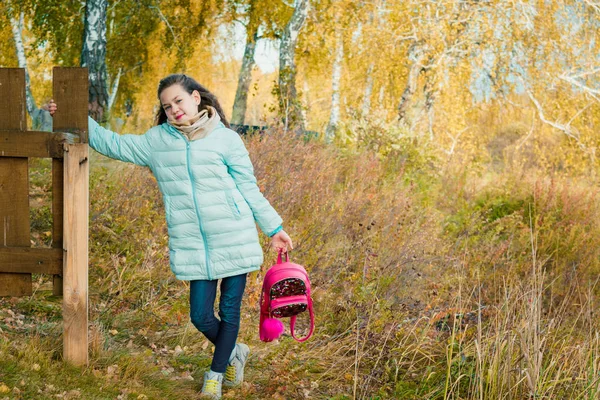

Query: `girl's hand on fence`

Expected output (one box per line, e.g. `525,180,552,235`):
43,100,77,143
270,230,293,253
42,99,57,116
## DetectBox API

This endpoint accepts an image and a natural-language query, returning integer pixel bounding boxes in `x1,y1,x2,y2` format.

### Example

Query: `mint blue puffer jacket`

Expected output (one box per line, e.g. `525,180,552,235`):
88,117,283,281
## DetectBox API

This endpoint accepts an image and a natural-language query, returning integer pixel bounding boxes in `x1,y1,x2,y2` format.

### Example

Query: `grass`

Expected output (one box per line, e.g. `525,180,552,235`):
2,124,600,398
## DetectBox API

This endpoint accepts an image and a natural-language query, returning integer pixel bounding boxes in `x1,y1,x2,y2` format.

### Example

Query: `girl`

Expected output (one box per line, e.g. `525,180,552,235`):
48,74,293,399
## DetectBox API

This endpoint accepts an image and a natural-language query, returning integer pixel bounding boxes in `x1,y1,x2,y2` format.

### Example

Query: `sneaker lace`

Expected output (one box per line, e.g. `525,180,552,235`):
204,379,220,394
225,364,236,382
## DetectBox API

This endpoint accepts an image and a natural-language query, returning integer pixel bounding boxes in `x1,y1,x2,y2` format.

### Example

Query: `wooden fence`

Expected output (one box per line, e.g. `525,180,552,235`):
0,67,89,365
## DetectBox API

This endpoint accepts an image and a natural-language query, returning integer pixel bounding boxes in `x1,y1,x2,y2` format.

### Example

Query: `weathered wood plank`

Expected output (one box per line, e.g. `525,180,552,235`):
0,69,27,131
63,143,89,366
0,68,32,296
0,158,30,246
52,158,64,295
53,68,87,295
0,130,70,158
52,67,82,295
53,68,89,143
0,247,62,274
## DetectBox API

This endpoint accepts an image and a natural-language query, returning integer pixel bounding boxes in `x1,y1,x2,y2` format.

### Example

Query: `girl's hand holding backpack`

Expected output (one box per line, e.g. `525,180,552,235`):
270,230,293,253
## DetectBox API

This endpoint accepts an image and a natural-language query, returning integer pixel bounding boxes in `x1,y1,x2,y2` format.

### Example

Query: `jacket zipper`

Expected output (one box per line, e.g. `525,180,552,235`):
185,140,212,280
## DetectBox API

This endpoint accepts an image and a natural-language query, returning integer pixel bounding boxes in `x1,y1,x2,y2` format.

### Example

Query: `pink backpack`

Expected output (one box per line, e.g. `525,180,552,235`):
259,251,315,342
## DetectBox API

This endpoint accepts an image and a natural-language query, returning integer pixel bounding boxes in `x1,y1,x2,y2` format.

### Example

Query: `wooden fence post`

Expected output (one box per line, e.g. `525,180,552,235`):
52,67,89,297
62,143,89,366
54,67,90,366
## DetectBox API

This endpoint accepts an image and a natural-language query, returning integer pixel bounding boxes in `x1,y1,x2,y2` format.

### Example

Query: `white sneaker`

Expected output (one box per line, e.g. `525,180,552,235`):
200,370,223,399
223,343,250,387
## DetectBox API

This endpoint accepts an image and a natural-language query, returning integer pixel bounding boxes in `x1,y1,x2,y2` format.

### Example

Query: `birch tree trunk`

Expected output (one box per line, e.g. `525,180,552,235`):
423,76,436,139
231,29,259,125
397,43,427,125
378,84,385,110
302,75,310,124
10,11,52,131
361,0,385,117
81,0,109,122
107,68,122,113
278,0,310,134
361,63,374,117
325,33,344,142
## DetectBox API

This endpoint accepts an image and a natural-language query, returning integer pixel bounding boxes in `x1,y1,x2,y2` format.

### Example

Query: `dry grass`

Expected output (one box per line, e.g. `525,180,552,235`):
1,125,600,399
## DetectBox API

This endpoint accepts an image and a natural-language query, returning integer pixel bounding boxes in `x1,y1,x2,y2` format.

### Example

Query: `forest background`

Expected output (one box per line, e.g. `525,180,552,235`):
2,0,600,399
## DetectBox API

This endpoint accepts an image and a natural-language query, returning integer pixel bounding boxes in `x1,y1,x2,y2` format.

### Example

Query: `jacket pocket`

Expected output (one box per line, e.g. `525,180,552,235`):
226,190,242,220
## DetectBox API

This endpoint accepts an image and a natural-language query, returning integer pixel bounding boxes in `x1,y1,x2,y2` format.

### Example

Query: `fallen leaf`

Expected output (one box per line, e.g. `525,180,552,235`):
107,365,119,377
180,371,194,381
65,389,81,399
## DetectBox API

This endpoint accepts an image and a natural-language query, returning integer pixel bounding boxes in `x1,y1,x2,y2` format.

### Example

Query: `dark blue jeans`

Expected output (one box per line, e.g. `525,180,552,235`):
189,273,247,373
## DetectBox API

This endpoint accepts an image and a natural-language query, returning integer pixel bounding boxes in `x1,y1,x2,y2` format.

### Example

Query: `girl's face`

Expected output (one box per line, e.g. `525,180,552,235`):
159,84,201,125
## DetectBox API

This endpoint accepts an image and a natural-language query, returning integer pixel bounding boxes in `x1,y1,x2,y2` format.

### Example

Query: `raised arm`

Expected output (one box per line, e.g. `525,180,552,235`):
88,117,152,167
46,100,152,167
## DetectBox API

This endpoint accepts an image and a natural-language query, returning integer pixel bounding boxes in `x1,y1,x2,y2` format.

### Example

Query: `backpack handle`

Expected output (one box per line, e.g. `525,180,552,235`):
277,249,289,264
290,296,315,342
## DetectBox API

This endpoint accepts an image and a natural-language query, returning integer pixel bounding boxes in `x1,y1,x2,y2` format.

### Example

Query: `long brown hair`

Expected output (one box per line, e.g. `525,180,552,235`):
154,74,230,127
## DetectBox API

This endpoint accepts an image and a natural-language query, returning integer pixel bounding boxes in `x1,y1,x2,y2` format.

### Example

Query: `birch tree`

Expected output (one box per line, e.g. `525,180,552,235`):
28,0,161,119
360,0,386,117
394,1,482,133
104,0,159,116
231,29,259,125
80,0,155,121
81,0,109,122
507,0,600,146
8,7,52,131
396,42,428,127
229,0,263,125
325,31,343,142
454,0,600,150
278,0,310,133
